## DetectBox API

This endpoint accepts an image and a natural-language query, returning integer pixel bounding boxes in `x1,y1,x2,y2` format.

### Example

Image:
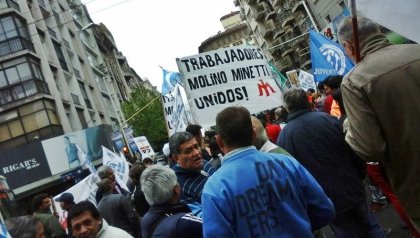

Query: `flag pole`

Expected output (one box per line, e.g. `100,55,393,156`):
349,0,361,63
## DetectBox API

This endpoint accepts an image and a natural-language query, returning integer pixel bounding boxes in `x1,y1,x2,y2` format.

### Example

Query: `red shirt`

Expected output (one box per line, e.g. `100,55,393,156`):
266,124,281,143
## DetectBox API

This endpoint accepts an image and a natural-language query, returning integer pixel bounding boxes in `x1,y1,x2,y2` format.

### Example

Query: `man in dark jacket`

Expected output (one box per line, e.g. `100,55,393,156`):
338,16,420,231
140,165,202,238
277,88,385,237
129,162,150,217
97,178,140,238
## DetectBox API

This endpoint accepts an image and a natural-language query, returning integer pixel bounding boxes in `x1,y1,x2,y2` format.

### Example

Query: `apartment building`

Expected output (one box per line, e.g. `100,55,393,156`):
0,0,147,207
233,0,349,73
199,11,256,53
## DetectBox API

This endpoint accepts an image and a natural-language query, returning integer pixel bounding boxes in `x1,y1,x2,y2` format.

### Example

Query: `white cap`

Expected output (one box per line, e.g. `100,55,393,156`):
162,143,170,157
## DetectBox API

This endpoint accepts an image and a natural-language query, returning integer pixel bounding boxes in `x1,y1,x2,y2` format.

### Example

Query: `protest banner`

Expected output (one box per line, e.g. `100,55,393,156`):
309,30,354,82
298,70,316,92
101,146,129,186
176,45,283,128
286,69,299,87
133,136,155,159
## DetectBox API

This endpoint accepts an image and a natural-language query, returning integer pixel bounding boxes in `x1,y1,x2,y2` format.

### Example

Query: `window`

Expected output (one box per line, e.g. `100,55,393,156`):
0,71,6,87
17,63,31,81
0,15,29,41
22,110,49,132
0,58,44,88
0,99,59,142
1,17,17,39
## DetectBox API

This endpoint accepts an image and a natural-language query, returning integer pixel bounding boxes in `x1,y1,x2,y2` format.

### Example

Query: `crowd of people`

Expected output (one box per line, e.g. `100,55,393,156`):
4,16,420,238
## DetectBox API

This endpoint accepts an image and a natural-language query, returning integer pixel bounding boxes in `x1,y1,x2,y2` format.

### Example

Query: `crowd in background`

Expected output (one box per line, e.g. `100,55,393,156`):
4,16,420,238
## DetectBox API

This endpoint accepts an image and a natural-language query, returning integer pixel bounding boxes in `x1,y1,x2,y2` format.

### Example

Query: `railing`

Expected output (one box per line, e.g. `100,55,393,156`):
0,0,20,11
0,125,64,151
0,80,49,106
0,36,34,57
71,93,81,105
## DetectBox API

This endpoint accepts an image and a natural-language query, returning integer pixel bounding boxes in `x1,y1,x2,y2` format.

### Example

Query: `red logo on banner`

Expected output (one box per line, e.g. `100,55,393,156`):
257,80,276,96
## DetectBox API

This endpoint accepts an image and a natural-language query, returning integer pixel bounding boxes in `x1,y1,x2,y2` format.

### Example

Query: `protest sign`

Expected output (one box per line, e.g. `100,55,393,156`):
176,45,283,128
298,70,316,92
133,136,155,159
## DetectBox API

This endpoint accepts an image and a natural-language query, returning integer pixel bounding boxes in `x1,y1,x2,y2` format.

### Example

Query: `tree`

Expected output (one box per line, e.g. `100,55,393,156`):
121,85,168,151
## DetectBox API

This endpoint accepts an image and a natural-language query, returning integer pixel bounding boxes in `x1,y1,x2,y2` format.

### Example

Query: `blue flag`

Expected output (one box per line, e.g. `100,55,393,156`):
161,67,181,95
309,30,354,83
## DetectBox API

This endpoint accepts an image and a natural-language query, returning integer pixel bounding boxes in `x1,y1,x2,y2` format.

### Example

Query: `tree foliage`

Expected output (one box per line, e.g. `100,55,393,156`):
121,85,168,151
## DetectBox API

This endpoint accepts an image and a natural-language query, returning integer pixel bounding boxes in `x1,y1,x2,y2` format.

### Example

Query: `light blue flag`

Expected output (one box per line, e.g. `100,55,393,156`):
161,67,181,95
309,30,354,83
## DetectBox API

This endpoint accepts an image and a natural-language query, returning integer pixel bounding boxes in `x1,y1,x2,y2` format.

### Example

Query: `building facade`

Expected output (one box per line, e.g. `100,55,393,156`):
199,11,255,53
0,0,148,207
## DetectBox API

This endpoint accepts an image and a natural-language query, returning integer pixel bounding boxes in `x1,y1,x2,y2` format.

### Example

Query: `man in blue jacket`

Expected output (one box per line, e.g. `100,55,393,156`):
277,88,386,237
202,106,335,238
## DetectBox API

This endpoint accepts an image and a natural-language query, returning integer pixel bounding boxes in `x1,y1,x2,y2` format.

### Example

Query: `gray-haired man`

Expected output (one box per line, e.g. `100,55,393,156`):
140,165,202,238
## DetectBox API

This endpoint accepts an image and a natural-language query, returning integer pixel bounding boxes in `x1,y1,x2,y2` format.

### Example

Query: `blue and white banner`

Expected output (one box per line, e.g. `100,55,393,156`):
171,84,190,133
310,30,354,82
76,144,99,182
102,146,129,186
161,67,182,95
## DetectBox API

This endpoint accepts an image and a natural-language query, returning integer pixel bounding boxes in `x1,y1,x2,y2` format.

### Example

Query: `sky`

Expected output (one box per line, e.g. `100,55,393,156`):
83,0,239,92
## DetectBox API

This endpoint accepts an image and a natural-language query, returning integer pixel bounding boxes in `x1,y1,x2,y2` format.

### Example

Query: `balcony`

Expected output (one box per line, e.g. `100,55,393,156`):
0,36,34,57
273,24,285,39
299,54,311,69
300,17,312,32
0,0,20,11
280,9,295,28
261,22,274,39
291,0,305,13
265,9,276,21
271,0,283,8
269,47,282,58
0,79,49,106
0,125,64,151
281,43,294,58
254,6,265,21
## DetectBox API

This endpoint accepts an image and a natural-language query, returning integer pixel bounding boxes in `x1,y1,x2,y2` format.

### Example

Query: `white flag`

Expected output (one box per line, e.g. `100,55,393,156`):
356,0,420,43
76,145,99,182
101,146,130,191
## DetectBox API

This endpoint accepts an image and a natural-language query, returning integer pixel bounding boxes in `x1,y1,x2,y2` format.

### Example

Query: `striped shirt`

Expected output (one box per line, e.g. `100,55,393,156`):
172,161,215,205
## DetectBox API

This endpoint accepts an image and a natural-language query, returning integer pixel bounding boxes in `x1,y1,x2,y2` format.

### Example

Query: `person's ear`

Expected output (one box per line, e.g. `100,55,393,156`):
172,154,179,163
252,127,257,145
215,135,225,152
